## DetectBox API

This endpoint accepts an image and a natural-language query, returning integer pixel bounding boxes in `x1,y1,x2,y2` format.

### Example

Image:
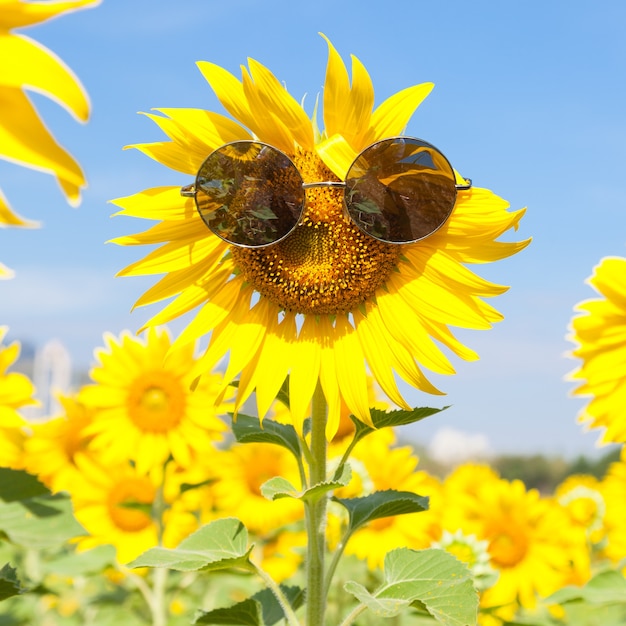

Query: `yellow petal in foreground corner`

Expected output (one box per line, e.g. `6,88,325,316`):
0,0,99,206
112,34,530,438
567,256,626,445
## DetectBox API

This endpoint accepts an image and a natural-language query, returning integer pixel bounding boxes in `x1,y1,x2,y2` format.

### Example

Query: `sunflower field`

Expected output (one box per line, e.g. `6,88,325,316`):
2,2,626,625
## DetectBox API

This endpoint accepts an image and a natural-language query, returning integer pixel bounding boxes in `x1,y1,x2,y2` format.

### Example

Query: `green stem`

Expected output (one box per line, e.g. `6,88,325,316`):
248,560,301,626
149,467,169,626
151,567,168,626
305,381,328,626
338,603,367,626
323,527,353,601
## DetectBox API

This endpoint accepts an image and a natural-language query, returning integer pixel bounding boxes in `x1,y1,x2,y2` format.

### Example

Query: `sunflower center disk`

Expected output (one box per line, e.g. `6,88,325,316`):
231,152,401,316
126,371,185,432
107,477,155,532
488,522,529,568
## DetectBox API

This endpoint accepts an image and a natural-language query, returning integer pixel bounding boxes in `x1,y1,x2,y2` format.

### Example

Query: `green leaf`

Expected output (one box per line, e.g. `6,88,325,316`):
129,518,252,572
351,407,448,442
260,477,299,500
0,493,85,548
334,490,429,534
40,545,116,577
345,548,478,626
261,464,352,503
180,478,217,494
547,568,626,605
0,564,26,601
0,468,49,502
343,581,411,617
231,414,301,460
194,585,304,625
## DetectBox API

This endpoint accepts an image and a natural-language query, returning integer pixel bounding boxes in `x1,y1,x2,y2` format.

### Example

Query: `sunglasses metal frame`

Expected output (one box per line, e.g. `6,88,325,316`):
180,137,472,247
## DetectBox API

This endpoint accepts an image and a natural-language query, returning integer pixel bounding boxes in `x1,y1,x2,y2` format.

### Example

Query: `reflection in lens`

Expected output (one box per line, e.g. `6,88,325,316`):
194,141,305,247
345,138,458,244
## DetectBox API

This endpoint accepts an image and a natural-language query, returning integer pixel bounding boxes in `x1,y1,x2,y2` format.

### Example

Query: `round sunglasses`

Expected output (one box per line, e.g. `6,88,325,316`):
180,137,471,248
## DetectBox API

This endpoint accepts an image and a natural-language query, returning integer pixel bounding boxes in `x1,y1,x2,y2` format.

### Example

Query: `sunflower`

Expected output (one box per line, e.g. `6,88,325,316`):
442,465,589,618
78,327,229,474
0,326,37,468
22,394,95,492
112,35,529,438
555,473,606,545
0,0,98,273
567,256,626,445
70,456,197,564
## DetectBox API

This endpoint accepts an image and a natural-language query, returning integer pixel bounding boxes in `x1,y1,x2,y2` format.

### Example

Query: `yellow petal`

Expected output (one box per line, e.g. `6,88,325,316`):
0,87,85,204
0,263,14,279
110,186,195,221
117,233,224,276
173,277,245,348
317,316,342,439
196,61,258,135
125,141,200,175
354,310,411,410
346,54,375,147
376,286,456,374
0,0,100,29
320,34,351,139
315,133,358,180
0,33,89,122
247,58,314,150
150,108,250,151
320,34,374,149
289,314,321,433
138,265,233,330
370,82,434,141
241,67,295,154
333,315,372,426
0,189,38,227
250,312,295,422
365,305,443,395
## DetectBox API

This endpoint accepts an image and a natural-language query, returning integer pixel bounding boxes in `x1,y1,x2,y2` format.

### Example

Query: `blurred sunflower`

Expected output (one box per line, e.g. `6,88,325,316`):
0,326,37,468
599,460,626,564
567,256,626,445
79,327,229,474
211,441,303,536
70,456,197,564
555,473,605,545
22,394,95,492
112,35,529,438
0,0,98,274
331,429,443,570
442,465,589,618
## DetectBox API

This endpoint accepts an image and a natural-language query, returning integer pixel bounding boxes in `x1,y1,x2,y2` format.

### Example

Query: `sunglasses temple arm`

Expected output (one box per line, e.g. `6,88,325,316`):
181,184,196,198
455,178,472,191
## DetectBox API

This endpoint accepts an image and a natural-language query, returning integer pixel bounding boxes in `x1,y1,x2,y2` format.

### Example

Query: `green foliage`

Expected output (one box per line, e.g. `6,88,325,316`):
0,565,25,602
129,518,252,572
231,413,302,460
344,548,478,625
334,490,429,536
194,585,304,625
261,464,351,502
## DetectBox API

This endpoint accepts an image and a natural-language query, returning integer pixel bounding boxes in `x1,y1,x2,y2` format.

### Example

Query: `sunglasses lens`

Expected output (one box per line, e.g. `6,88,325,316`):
194,141,304,247
345,138,458,243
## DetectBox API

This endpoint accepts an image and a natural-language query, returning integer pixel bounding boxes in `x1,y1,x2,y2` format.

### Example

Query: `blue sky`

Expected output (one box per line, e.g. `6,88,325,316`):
2,0,625,458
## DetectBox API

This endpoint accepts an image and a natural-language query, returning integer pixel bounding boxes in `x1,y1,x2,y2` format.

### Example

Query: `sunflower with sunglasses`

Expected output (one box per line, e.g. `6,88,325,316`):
112,35,529,438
